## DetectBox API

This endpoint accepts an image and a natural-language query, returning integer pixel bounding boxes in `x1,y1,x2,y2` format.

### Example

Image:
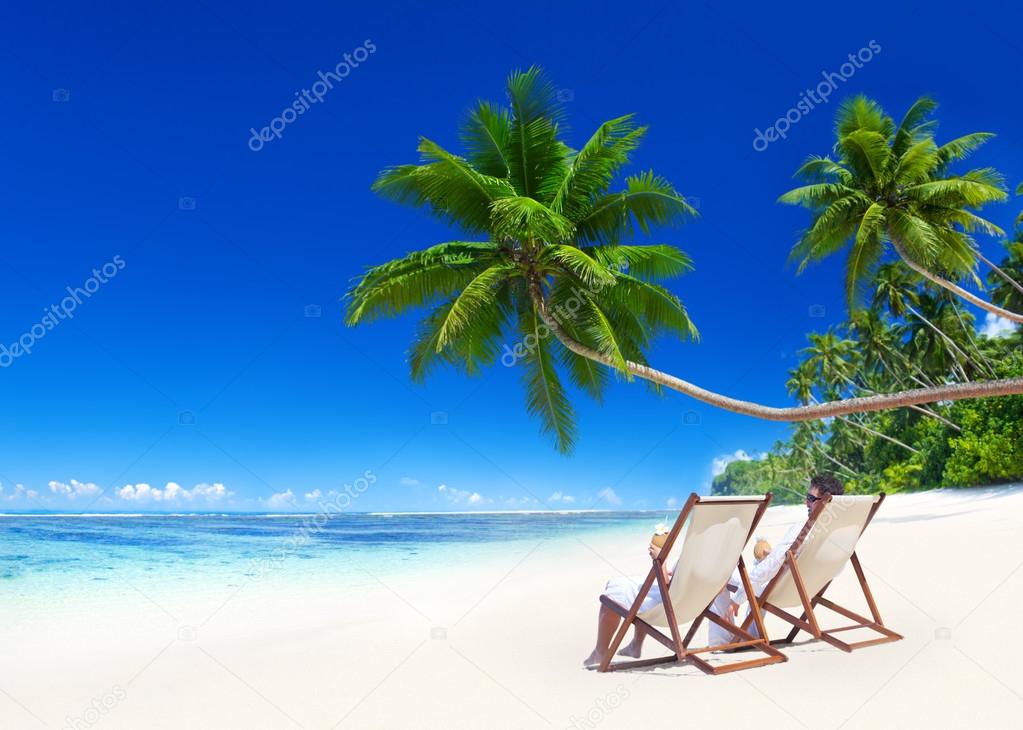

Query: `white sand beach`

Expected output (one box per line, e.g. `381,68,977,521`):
4,486,1023,729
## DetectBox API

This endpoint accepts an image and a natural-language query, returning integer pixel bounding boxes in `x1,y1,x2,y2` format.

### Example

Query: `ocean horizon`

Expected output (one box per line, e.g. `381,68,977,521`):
0,510,674,618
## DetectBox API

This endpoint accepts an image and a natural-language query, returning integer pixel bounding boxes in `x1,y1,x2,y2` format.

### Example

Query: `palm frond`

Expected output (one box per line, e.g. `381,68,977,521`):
835,95,894,139
372,138,515,231
586,244,693,281
576,171,696,243
346,245,498,324
837,129,892,181
905,176,1007,208
846,203,886,309
409,290,509,381
892,138,938,185
435,264,517,348
935,132,995,170
539,245,617,289
603,273,699,341
518,303,577,454
548,114,646,217
489,196,575,243
891,96,938,156
460,100,512,178
793,155,853,184
506,66,568,200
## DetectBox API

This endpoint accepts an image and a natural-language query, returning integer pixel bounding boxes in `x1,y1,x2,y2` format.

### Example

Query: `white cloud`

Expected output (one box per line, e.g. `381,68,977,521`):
503,496,536,508
190,483,228,501
980,313,1016,339
399,477,420,486
712,450,752,477
266,490,296,508
547,491,575,504
596,487,622,507
3,484,41,502
48,479,102,499
118,481,230,503
304,489,322,501
438,483,488,506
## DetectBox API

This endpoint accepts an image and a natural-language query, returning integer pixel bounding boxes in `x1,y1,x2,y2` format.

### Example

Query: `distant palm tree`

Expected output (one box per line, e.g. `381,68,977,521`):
988,241,1023,313
347,69,1023,450
792,332,920,453
871,264,973,380
801,330,860,393
781,96,1023,323
905,293,971,378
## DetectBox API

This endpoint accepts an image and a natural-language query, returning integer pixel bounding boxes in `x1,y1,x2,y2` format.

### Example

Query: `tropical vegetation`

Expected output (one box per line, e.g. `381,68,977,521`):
347,67,1023,489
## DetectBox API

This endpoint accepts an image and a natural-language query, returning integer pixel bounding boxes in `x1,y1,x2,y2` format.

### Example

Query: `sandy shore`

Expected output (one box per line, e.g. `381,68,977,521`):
3,486,1022,729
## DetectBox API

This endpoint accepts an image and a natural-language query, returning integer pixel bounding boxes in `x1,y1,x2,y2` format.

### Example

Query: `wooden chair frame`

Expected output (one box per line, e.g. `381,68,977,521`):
738,492,903,652
597,493,787,674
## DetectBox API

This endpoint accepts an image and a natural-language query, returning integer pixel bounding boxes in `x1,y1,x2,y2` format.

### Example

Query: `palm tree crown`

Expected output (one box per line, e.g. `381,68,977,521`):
346,67,698,452
780,95,1007,312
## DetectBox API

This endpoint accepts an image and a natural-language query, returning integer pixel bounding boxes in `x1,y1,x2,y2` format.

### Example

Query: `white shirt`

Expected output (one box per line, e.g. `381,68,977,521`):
730,523,803,607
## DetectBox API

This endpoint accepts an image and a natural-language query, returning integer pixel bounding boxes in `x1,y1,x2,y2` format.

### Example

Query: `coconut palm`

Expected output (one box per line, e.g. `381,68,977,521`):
347,69,1023,449
801,330,861,394
781,95,1023,323
871,264,973,380
847,310,908,379
791,333,920,454
347,67,698,452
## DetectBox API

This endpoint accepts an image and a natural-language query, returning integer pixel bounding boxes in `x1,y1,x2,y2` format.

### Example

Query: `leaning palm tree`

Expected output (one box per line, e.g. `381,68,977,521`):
781,95,1023,323
347,67,698,452
346,68,1023,449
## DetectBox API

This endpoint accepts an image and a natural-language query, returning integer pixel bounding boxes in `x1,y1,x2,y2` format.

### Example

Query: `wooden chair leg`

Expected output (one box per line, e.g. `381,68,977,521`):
787,552,822,638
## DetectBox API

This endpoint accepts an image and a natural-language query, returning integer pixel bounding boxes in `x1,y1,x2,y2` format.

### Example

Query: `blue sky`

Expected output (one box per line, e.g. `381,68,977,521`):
1,1,1021,512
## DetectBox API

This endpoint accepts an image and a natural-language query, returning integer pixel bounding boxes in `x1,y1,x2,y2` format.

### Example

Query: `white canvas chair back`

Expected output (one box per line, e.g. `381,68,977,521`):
768,495,880,609
640,496,765,627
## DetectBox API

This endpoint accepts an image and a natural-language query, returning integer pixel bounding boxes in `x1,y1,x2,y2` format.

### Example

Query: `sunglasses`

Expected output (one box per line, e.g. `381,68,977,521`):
805,492,822,503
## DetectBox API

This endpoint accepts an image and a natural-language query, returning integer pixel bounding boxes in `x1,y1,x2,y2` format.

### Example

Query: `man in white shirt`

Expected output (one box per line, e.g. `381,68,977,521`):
708,473,844,646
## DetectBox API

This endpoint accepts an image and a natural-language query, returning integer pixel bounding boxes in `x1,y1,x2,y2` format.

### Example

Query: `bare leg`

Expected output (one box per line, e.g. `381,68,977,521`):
617,624,648,658
708,588,738,648
583,604,622,667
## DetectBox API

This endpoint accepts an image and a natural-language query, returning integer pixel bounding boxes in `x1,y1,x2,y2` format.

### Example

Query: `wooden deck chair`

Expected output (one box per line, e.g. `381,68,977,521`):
598,493,787,675
739,493,903,653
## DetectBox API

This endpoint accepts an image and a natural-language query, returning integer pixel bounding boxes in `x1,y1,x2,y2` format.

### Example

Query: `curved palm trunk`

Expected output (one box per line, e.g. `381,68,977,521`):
835,369,959,432
529,281,1023,422
976,250,1023,299
892,240,1023,324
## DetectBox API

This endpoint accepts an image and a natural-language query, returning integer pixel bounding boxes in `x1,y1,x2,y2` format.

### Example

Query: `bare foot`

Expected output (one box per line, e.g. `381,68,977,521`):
582,650,605,668
616,641,642,658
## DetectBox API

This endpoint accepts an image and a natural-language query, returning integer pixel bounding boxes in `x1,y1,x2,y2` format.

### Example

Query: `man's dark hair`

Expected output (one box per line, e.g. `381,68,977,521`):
810,473,845,496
